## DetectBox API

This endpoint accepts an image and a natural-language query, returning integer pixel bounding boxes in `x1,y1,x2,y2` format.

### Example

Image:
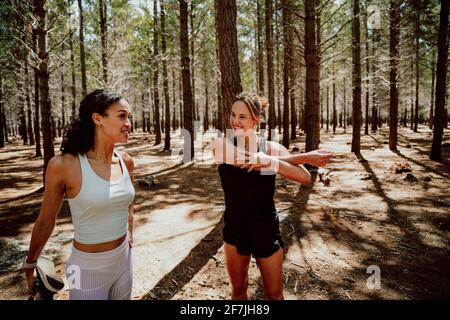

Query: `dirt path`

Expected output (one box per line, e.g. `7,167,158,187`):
1,125,449,300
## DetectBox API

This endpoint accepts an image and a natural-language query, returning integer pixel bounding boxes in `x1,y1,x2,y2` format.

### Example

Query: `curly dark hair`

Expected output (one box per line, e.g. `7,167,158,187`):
61,89,123,156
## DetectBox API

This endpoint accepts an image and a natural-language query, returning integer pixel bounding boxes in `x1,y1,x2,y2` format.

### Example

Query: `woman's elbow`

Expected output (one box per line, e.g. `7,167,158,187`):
296,171,311,185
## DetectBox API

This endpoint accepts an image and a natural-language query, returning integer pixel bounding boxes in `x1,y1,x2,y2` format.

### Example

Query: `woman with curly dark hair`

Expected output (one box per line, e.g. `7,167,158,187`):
23,89,136,300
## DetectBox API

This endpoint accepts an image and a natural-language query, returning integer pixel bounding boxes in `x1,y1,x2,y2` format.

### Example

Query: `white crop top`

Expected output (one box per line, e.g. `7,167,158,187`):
67,151,135,244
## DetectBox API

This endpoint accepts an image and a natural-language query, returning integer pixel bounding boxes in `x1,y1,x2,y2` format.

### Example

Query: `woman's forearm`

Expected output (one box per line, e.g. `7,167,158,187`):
128,203,134,235
270,159,311,185
26,218,55,262
277,153,312,166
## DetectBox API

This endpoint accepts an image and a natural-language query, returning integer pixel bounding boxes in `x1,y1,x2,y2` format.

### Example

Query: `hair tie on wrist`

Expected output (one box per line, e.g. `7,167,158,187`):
22,256,37,269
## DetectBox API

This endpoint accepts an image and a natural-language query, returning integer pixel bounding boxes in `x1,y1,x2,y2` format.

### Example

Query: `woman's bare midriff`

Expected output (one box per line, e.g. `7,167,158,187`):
73,234,127,253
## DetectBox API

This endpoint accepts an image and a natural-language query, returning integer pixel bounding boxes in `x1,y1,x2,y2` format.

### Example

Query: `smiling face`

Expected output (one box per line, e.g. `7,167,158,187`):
93,98,132,144
230,100,258,135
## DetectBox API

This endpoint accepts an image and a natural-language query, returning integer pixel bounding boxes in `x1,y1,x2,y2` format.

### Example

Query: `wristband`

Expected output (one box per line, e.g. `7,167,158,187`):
22,256,37,269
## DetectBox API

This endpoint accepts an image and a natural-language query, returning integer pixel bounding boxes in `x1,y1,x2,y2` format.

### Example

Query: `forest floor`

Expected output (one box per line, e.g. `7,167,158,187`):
0,124,449,300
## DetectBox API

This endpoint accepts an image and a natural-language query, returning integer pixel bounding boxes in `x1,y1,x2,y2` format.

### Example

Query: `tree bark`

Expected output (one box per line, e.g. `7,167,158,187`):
180,0,194,159
161,0,170,150
304,0,320,152
35,0,54,177
389,0,400,151
0,74,4,148
257,0,264,95
153,0,161,145
351,0,362,154
276,9,281,134
333,66,337,135
326,85,329,132
265,0,275,139
217,0,242,133
364,11,370,135
99,0,108,85
78,0,87,97
430,0,449,161
32,25,42,157
281,0,290,148
190,1,197,122
413,10,420,132
69,1,76,117
172,67,177,130
214,3,222,131
429,52,435,129
203,62,210,132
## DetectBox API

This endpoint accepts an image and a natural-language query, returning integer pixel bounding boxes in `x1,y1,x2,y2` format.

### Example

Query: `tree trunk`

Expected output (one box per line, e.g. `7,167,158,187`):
430,0,449,161
304,0,320,152
332,63,336,134
364,11,370,135
0,74,4,148
190,1,197,122
161,0,170,150
78,0,87,97
180,0,194,160
214,5,223,132
389,0,400,151
35,0,54,177
276,9,281,134
326,85,329,132
344,76,347,131
69,0,76,117
257,0,264,95
410,61,414,130
351,0,362,154
203,63,210,132
32,27,42,157
18,56,28,145
99,0,108,85
265,0,275,140
281,0,290,148
153,0,161,145
217,0,242,133
172,67,177,130
413,15,420,132
60,71,65,130
429,53,435,129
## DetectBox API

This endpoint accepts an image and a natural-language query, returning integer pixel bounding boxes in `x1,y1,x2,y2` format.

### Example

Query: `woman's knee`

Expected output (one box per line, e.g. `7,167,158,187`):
230,276,248,294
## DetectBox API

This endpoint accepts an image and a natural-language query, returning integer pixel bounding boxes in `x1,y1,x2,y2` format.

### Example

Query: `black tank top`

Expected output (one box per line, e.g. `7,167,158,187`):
218,137,276,221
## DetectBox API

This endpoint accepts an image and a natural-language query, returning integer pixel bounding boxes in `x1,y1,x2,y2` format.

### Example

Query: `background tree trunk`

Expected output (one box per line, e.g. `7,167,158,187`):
99,0,108,85
180,0,194,160
282,0,290,148
257,0,264,95
351,0,362,154
78,0,87,97
32,26,42,157
153,0,161,145
0,75,4,148
304,0,320,152
217,0,242,133
389,0,400,151
413,7,420,132
35,0,54,177
265,0,275,140
161,0,170,150
364,11,370,135
190,1,197,122
429,53,435,129
430,0,449,161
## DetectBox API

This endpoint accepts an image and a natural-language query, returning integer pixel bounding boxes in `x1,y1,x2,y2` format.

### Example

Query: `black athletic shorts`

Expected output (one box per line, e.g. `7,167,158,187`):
223,214,284,259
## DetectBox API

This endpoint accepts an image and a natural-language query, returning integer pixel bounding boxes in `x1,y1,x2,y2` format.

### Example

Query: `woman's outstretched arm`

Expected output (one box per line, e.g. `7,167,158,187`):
24,156,66,295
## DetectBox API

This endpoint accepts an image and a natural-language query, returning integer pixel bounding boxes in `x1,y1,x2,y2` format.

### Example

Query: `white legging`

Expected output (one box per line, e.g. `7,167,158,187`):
65,238,132,300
